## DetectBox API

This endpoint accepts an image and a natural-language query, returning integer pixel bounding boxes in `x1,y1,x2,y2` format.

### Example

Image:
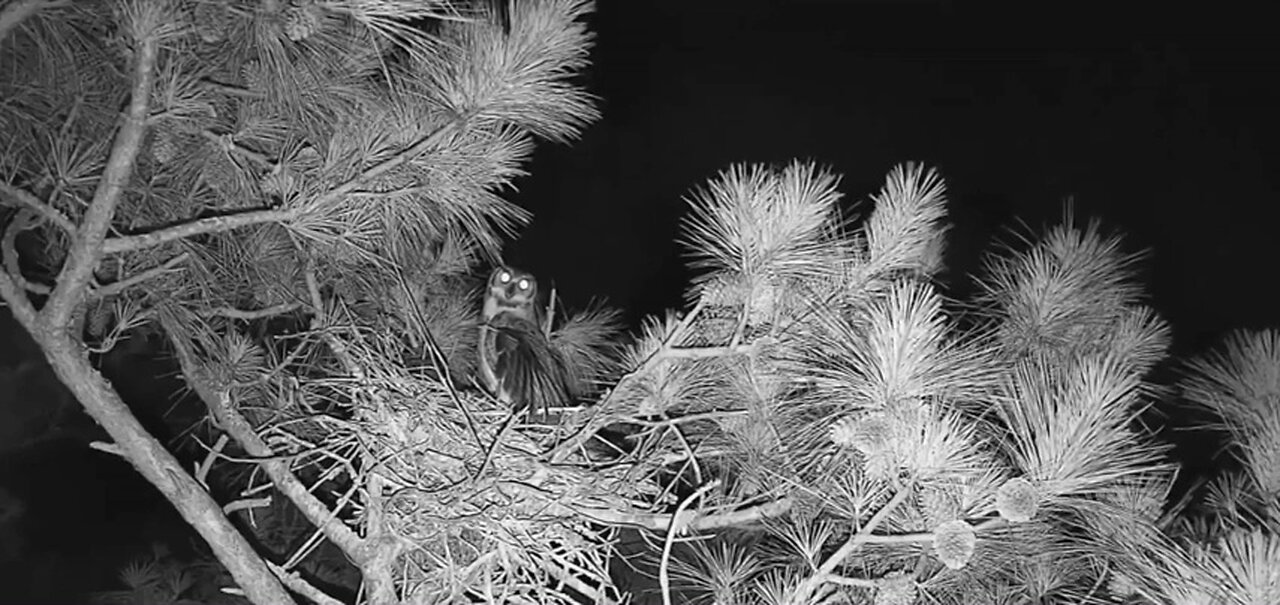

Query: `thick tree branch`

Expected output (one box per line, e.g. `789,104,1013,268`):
42,32,157,327
30,327,295,604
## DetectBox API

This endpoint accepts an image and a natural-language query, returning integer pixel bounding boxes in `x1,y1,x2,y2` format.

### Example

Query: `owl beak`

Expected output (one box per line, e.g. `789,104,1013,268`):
504,283,516,298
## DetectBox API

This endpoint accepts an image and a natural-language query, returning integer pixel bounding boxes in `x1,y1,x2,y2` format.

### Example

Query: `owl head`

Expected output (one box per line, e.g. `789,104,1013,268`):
488,265,538,306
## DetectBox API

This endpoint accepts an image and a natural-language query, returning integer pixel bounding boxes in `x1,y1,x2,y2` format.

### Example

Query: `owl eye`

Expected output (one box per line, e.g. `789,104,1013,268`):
498,271,511,283
517,279,530,290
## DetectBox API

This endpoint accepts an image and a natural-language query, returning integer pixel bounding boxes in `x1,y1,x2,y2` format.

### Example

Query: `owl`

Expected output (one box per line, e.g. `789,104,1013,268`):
477,265,571,415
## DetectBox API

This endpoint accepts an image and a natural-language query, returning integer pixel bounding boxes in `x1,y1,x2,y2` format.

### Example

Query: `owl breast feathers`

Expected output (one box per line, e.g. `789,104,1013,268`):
478,266,572,415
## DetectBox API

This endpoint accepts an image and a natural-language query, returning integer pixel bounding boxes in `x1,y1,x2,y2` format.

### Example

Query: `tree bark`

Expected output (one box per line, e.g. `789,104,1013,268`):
31,324,297,605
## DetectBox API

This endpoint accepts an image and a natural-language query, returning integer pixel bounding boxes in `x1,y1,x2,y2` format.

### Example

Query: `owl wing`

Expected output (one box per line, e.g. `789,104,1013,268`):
483,311,571,416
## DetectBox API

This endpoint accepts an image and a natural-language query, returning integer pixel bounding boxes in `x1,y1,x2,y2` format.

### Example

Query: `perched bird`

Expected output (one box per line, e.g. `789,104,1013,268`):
477,265,571,415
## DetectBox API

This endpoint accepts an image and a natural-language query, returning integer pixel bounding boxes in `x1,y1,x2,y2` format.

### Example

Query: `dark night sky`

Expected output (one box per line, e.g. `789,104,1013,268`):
504,0,1280,358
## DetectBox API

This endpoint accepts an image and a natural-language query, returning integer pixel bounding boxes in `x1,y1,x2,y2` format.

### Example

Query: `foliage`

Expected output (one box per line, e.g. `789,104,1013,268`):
90,542,249,605
2,0,1278,604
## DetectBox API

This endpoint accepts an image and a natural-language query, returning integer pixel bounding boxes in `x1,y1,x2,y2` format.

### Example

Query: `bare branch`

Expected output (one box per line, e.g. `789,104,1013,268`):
103,207,298,254
0,182,76,233
88,440,126,457
267,561,346,605
660,479,721,605
208,302,304,321
93,252,189,298
573,496,794,533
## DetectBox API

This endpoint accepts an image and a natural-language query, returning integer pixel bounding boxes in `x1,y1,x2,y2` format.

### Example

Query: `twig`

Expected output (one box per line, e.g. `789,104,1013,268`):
660,479,722,605
0,182,76,233
195,433,229,487
393,266,487,470
571,496,793,533
209,302,303,321
103,207,298,254
546,299,708,463
266,561,346,605
544,282,557,339
200,129,274,170
223,496,272,515
859,515,1005,546
788,484,914,604
826,575,876,588
662,342,759,360
92,252,189,298
630,409,749,428
88,440,125,457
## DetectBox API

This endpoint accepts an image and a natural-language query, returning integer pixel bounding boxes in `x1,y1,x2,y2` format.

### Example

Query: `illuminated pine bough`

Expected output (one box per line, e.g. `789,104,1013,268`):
2,0,1278,603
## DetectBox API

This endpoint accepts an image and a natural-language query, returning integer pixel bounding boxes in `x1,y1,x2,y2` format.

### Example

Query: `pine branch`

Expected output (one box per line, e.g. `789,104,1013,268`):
266,561,345,605
0,182,76,232
546,299,712,463
162,313,367,564
41,22,158,327
103,207,298,254
103,113,470,256
91,251,188,298
788,484,915,604
572,496,794,533
0,0,66,46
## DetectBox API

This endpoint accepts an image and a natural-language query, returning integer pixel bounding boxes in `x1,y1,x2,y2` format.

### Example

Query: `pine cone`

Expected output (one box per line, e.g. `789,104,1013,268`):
260,169,297,198
86,300,114,339
932,519,977,570
241,60,266,90
830,411,891,456
284,2,324,41
920,482,963,527
150,125,178,164
193,1,230,44
203,149,240,197
873,571,916,605
995,477,1039,523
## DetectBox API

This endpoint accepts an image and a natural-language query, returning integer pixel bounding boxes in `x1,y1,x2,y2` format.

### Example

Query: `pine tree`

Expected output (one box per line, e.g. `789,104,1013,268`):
4,1,1278,604
1,1,613,603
